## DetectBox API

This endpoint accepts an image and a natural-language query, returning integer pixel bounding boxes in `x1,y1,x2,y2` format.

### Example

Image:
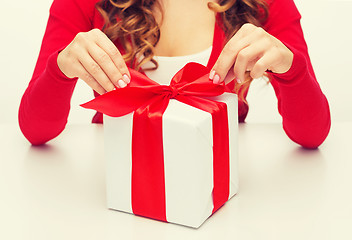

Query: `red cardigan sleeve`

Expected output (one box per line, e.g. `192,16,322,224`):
263,0,331,148
18,0,99,145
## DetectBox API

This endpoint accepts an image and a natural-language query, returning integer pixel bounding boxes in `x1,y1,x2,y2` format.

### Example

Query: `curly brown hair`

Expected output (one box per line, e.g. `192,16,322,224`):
96,0,269,99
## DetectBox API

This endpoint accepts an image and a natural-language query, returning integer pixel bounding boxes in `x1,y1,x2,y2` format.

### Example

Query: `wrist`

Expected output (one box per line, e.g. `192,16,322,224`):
57,50,77,81
47,50,78,83
270,45,307,85
278,49,294,74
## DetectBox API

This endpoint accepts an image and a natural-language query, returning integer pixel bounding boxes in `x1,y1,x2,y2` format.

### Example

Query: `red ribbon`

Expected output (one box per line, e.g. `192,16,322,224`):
81,62,230,221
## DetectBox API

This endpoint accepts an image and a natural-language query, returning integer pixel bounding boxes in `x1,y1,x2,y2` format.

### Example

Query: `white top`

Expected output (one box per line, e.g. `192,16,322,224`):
140,46,213,85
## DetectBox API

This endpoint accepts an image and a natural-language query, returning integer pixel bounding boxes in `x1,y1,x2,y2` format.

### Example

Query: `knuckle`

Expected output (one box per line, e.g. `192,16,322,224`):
250,71,257,79
90,63,101,75
253,62,266,73
250,70,261,79
98,52,110,63
255,26,263,32
262,36,272,46
74,32,85,42
241,23,254,31
109,47,120,57
255,27,266,37
237,51,247,61
256,61,265,70
241,23,257,33
116,61,127,71
69,43,80,54
90,28,101,35
226,42,237,53
73,33,89,47
223,41,238,56
83,72,94,82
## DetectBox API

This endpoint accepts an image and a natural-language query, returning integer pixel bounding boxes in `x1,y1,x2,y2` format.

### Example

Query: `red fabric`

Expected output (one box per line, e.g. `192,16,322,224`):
19,0,331,148
81,63,230,220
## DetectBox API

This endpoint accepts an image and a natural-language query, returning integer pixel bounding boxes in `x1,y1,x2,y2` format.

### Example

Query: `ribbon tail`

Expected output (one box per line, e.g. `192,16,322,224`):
80,87,156,117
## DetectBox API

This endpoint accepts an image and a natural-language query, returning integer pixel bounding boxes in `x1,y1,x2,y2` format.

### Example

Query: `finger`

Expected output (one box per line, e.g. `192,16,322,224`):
250,50,277,79
78,51,116,92
246,59,257,72
87,43,125,88
91,29,131,81
75,62,106,95
211,25,259,83
233,43,265,83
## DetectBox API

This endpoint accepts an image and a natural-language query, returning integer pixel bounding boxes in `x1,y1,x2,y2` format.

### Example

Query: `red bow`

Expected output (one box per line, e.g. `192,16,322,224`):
81,62,230,222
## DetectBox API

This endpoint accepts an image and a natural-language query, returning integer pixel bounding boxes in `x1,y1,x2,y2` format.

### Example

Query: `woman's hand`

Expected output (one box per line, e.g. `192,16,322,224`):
209,23,294,84
57,28,130,95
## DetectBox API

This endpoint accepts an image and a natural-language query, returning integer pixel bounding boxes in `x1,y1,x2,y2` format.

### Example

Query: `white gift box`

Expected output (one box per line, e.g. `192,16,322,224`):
103,92,239,228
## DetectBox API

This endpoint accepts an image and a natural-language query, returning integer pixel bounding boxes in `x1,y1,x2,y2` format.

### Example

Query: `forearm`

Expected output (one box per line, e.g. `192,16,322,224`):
270,49,331,148
19,51,77,145
18,0,98,144
264,0,331,148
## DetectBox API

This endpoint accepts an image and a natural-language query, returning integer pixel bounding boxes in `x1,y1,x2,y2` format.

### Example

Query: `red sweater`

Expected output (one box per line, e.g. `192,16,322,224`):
19,0,331,148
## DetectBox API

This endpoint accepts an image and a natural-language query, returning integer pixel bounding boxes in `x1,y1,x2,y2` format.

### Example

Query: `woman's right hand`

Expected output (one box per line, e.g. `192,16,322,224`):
57,28,130,95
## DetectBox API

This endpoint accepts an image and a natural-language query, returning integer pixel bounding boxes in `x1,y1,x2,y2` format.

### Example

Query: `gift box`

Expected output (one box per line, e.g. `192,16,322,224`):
82,63,239,228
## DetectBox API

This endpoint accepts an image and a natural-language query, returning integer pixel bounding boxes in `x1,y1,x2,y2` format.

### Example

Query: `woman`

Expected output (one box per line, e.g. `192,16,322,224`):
19,0,331,148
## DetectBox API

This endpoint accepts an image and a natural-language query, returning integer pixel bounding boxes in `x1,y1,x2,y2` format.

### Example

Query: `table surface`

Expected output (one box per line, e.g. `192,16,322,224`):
1,122,351,240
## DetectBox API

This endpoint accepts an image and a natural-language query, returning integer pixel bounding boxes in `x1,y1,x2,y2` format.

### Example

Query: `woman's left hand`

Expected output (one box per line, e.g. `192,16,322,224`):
209,23,294,84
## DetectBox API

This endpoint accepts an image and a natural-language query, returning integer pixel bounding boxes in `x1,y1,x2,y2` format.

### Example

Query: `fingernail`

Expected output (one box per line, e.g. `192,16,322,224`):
236,78,242,84
213,74,220,84
123,74,130,84
209,70,215,80
118,79,127,88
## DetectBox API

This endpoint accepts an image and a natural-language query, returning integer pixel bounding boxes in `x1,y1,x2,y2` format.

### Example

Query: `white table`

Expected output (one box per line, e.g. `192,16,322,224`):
1,122,351,240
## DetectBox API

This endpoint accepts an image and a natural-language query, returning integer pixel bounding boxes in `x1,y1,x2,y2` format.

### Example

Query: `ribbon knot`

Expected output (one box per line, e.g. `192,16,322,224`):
169,86,179,99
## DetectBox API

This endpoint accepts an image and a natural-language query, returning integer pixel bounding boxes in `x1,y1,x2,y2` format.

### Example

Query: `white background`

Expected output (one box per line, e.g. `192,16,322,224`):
0,0,351,125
